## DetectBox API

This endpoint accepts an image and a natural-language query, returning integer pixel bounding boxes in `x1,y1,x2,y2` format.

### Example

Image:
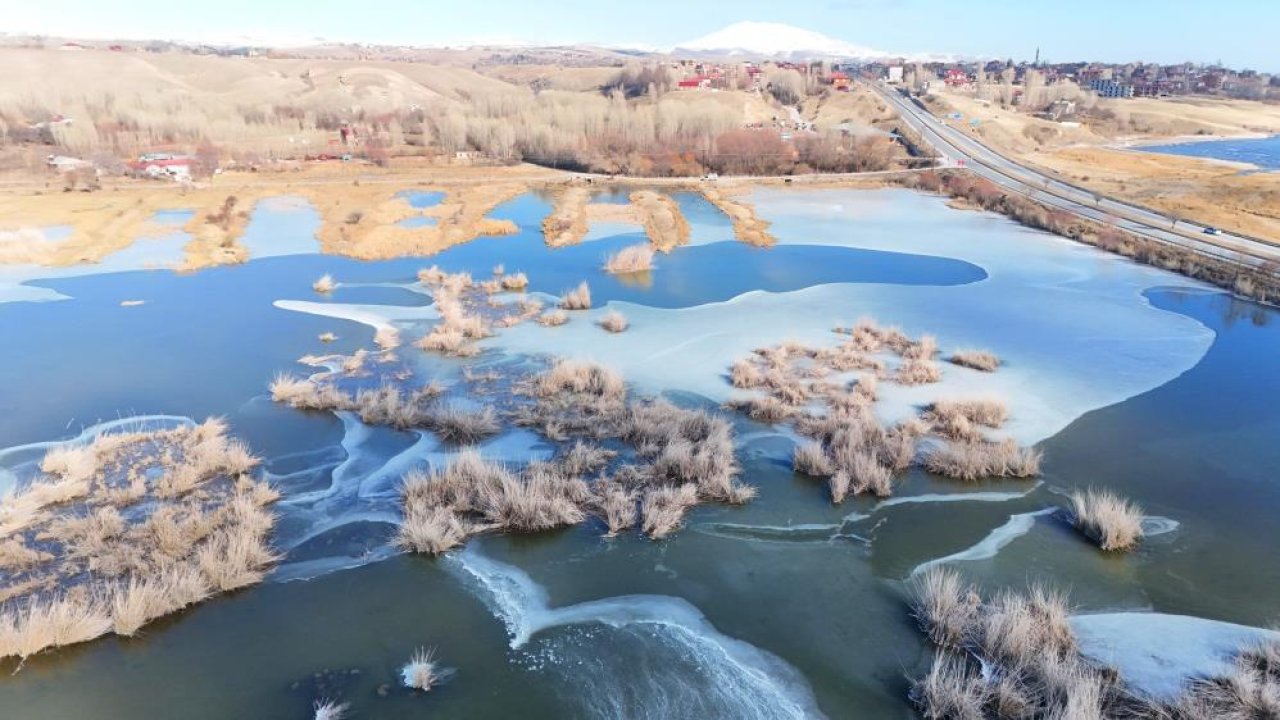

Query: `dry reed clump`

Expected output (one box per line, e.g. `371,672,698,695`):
598,311,629,333
500,272,529,291
0,420,278,659
313,274,337,294
387,357,755,548
401,647,449,691
422,404,501,444
949,349,1001,373
895,358,943,386
511,359,754,537
271,375,444,430
640,484,700,539
923,398,1010,442
271,375,502,447
1070,488,1145,552
374,327,402,351
559,282,593,310
1176,636,1280,718
537,310,569,327
395,449,590,554
414,265,494,357
603,244,656,275
727,319,1041,500
909,570,1126,719
313,699,350,720
923,439,1042,481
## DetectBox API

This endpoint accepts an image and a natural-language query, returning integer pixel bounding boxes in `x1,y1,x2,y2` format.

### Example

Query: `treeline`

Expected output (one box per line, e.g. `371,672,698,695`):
1,66,900,177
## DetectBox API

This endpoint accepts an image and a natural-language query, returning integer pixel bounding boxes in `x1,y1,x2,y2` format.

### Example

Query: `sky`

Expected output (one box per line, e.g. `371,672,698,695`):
4,0,1278,70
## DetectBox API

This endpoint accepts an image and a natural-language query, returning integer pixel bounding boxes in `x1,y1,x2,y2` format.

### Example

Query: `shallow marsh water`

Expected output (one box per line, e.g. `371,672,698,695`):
0,186,1277,718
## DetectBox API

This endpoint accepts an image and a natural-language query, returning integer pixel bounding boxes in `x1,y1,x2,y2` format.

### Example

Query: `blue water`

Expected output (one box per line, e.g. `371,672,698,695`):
2,188,1278,719
397,216,437,228
150,209,196,225
1141,135,1280,170
395,190,445,209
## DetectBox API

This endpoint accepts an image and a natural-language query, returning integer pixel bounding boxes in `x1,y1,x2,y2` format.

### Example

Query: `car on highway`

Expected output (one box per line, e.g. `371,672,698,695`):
1203,226,1223,235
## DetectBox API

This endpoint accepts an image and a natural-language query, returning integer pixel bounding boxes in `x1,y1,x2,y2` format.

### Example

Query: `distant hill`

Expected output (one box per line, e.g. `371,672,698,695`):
674,21,889,60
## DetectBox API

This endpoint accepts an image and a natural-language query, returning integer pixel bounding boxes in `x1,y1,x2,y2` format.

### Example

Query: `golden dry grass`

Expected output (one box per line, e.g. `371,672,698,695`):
699,186,776,246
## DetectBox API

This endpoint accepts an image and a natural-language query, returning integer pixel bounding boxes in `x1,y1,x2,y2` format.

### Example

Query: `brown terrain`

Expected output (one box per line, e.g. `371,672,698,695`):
925,90,1280,241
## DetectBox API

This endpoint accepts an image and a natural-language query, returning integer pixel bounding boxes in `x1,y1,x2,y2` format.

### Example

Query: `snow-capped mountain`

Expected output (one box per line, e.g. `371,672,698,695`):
675,21,889,60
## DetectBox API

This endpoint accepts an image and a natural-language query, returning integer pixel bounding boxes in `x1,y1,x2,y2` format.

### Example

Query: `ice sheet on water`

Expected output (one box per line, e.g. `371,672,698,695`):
910,508,1057,577
488,188,1213,446
448,545,826,719
1073,612,1280,699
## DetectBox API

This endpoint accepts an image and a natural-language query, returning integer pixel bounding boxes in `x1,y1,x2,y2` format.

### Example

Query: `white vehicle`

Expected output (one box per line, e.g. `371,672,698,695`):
702,172,719,181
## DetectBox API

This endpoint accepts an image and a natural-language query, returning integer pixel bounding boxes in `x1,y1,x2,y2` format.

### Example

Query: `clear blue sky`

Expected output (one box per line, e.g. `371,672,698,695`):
8,0,1278,70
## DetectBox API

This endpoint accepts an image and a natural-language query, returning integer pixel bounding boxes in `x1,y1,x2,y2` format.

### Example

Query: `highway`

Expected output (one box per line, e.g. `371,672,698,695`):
869,82,1280,271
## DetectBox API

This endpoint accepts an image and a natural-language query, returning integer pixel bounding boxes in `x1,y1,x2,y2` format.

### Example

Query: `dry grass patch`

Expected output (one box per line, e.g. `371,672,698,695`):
924,398,1010,442
537,310,569,327
559,282,593,310
949,349,1001,372
313,274,337,294
923,439,1042,481
726,321,1040,501
604,243,656,275
1070,488,1144,551
909,573,1112,719
500,272,529,291
598,310,629,333
0,420,277,659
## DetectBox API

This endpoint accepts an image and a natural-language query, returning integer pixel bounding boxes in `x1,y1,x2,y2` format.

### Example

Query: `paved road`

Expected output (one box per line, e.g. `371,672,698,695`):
870,83,1280,270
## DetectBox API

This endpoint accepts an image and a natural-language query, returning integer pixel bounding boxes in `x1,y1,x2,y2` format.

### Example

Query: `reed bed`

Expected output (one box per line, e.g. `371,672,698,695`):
908,568,1275,718
724,318,1039,502
0,420,278,659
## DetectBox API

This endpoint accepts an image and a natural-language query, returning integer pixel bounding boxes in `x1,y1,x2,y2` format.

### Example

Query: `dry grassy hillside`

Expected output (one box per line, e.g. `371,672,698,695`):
0,49,525,159
926,90,1280,154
